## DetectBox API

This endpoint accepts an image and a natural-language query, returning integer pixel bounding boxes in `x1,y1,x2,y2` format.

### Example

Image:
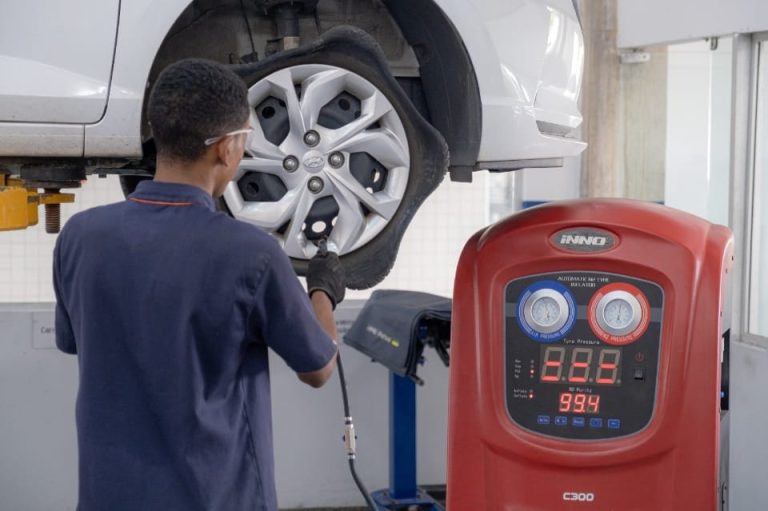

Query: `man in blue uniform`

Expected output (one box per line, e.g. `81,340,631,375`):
53,59,345,511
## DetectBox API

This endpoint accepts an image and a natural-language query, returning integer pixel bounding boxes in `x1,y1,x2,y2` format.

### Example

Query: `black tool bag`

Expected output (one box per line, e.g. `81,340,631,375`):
344,290,451,384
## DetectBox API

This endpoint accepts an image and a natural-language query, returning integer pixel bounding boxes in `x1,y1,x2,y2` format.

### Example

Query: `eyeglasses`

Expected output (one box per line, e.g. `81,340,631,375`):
204,127,254,146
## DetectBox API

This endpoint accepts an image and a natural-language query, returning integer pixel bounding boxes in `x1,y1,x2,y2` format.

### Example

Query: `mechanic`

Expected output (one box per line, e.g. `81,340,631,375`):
52,59,345,511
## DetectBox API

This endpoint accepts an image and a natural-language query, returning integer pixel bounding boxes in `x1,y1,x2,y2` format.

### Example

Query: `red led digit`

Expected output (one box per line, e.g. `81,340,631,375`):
573,393,587,413
541,347,566,382
567,347,593,383
559,392,573,412
597,348,621,384
587,394,600,413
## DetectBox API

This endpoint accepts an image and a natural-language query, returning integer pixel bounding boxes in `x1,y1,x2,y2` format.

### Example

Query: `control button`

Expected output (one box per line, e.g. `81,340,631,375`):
607,419,621,429
572,417,585,427
633,367,645,381
555,416,568,426
589,418,604,428
537,415,551,425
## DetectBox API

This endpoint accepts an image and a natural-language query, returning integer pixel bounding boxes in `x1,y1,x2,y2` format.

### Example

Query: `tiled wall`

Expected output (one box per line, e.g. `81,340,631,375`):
0,174,490,303
348,173,490,300
0,176,125,302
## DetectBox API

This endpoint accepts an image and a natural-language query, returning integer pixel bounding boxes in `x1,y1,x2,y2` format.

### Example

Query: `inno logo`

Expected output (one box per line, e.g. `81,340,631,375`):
551,228,617,253
559,234,607,246
563,492,595,502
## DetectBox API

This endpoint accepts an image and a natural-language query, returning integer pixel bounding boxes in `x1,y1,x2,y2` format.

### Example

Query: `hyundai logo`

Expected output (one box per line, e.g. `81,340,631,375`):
303,155,325,169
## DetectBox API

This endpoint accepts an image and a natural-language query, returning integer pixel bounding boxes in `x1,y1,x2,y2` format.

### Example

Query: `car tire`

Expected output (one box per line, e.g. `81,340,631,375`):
230,26,448,289
119,175,152,197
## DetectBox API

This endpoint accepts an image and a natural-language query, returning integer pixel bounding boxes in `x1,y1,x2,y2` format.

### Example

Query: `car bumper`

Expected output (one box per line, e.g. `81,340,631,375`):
437,0,586,165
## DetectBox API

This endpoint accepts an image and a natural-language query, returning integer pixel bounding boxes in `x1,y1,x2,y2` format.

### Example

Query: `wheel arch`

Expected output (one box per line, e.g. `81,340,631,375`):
381,0,482,182
137,0,481,180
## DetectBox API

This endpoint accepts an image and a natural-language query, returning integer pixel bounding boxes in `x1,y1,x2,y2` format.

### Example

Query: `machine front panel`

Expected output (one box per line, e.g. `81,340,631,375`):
504,272,663,440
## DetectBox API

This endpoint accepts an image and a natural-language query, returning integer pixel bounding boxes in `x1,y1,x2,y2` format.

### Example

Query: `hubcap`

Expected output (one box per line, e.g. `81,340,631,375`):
222,64,411,259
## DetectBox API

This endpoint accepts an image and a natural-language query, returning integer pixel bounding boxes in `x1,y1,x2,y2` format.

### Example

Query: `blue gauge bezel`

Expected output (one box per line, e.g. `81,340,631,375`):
516,280,576,342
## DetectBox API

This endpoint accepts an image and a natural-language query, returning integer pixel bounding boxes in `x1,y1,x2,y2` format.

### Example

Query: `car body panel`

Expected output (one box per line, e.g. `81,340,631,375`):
0,123,83,157
84,0,192,157
432,0,585,162
0,0,120,125
0,0,585,163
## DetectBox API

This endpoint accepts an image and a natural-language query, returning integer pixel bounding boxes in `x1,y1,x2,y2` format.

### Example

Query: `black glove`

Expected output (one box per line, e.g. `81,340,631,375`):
307,240,345,309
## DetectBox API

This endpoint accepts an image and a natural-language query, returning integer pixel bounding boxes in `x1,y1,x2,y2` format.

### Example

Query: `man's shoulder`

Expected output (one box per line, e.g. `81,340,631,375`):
58,202,128,240
204,213,289,274
207,212,279,249
60,202,285,263
205,214,294,287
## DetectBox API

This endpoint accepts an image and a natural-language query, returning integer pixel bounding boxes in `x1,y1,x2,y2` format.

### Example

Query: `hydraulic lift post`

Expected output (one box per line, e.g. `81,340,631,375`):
370,373,443,511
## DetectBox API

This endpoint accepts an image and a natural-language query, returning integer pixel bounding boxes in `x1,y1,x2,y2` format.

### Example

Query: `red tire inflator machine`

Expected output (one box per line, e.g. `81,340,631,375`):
447,199,733,511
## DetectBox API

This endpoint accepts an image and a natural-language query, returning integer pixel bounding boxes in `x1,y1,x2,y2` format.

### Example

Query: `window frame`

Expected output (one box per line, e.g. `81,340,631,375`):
737,32,768,346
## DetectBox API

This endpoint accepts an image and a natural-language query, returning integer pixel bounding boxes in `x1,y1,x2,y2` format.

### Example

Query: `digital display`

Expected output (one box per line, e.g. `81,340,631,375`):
540,345,622,385
559,392,600,414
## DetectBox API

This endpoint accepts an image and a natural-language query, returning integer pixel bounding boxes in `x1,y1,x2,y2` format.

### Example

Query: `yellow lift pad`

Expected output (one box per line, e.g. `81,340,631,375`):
0,175,74,232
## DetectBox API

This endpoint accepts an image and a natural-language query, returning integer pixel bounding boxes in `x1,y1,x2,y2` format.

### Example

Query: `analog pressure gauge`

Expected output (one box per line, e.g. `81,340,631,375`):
517,282,576,341
530,295,561,328
596,291,641,336
603,295,637,332
588,283,651,345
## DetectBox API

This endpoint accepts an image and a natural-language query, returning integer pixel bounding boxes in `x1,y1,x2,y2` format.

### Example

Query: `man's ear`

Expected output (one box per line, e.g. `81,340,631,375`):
212,137,243,169
213,137,232,166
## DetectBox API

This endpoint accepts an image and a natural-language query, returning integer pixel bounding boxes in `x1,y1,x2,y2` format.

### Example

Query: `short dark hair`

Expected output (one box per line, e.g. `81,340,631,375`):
148,59,249,162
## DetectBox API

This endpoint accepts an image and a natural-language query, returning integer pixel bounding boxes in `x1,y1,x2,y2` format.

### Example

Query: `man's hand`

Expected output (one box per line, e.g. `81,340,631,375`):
307,240,345,309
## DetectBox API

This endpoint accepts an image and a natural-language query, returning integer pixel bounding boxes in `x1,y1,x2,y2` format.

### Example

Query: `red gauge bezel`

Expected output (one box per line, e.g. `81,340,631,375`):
588,282,651,345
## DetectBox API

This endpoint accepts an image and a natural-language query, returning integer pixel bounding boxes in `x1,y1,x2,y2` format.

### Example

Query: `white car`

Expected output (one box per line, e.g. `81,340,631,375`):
0,0,585,288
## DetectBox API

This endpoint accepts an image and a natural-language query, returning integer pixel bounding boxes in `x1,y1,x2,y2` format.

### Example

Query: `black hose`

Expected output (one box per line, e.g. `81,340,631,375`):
349,459,375,510
337,350,352,416
336,350,377,510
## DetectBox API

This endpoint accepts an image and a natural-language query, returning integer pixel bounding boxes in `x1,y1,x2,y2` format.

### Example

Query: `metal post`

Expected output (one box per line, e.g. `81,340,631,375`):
389,373,418,500
371,371,444,510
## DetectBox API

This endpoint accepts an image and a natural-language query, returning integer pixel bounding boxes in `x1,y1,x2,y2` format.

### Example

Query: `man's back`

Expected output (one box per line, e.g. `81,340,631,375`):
54,181,336,510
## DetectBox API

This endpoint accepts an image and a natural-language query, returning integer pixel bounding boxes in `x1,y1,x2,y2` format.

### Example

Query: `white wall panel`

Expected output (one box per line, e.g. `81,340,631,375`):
618,0,768,48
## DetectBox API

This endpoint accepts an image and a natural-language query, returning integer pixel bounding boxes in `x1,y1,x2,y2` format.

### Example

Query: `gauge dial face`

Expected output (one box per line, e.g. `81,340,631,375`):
520,285,574,339
603,298,634,330
531,296,561,328
589,285,649,344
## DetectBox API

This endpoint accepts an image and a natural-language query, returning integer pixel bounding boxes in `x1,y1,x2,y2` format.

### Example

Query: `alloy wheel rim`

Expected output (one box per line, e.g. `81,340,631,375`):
222,64,411,259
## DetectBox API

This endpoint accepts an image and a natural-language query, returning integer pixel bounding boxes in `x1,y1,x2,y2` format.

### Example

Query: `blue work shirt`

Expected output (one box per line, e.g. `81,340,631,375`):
53,180,337,511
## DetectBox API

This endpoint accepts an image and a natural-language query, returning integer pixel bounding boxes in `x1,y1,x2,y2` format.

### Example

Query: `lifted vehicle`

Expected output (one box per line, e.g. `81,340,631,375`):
0,0,585,288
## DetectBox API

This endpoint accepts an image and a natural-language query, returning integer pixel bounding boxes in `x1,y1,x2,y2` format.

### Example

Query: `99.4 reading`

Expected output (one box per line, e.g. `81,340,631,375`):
540,345,622,385
559,392,600,414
